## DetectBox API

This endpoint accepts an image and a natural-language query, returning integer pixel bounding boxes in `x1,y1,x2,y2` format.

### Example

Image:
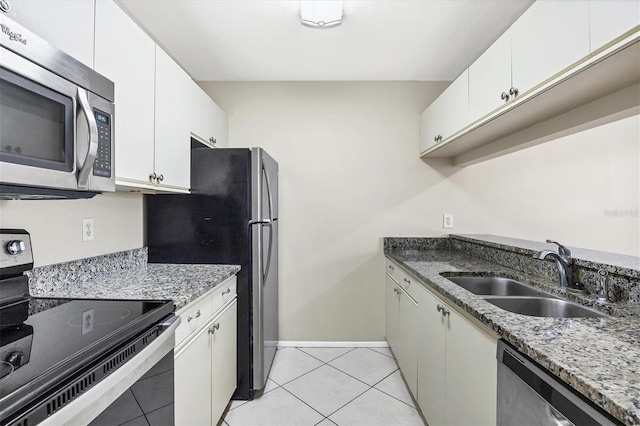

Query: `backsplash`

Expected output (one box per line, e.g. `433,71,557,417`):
27,248,147,295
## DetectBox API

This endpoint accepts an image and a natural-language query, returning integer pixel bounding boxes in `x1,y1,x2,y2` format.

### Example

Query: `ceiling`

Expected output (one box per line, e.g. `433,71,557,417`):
116,0,533,82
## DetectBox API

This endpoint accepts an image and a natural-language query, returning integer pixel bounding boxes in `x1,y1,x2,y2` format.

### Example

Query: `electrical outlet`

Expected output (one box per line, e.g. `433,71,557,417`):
443,213,454,229
82,218,94,242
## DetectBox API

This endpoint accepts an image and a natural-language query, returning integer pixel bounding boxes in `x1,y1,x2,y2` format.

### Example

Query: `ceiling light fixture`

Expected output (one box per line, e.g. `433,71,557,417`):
300,0,343,29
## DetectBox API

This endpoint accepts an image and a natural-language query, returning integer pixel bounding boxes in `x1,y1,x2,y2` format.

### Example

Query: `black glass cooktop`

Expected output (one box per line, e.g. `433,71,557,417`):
0,296,173,418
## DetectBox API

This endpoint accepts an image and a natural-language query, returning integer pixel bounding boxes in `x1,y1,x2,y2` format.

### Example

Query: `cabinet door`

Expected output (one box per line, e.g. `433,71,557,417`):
155,47,192,190
511,0,590,95
175,323,213,426
415,287,446,426
189,83,229,148
468,30,512,123
211,301,238,424
396,289,418,397
95,0,156,186
3,0,94,67
445,309,497,426
419,70,469,153
384,275,399,353
589,0,640,52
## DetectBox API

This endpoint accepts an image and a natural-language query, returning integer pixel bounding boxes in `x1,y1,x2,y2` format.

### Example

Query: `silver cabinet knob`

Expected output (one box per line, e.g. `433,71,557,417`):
149,172,157,182
501,92,510,101
403,277,411,284
158,174,164,182
208,323,220,334
187,310,201,322
388,264,395,271
6,240,25,255
509,87,519,96
209,137,217,145
222,288,231,295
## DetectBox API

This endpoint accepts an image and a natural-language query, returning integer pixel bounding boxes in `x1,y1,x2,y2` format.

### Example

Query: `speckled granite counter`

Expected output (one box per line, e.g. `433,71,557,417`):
27,248,241,311
384,237,640,426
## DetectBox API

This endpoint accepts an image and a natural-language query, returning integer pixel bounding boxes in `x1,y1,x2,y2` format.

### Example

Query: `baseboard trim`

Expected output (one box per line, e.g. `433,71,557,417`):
278,341,390,348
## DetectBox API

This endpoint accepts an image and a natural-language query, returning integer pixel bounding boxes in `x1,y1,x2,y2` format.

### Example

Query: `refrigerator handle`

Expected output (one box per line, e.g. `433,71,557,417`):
263,163,274,221
263,222,274,286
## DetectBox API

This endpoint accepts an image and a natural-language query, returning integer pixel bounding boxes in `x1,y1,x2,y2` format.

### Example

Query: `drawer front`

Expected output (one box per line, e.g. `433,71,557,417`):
176,292,214,346
385,259,400,282
212,276,237,315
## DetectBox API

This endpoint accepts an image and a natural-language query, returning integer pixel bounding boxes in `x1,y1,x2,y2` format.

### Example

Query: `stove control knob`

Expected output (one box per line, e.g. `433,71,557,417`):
7,351,25,367
6,240,26,255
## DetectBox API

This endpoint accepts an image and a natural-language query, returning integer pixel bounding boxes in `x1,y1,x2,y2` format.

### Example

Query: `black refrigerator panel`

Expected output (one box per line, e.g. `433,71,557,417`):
145,147,260,400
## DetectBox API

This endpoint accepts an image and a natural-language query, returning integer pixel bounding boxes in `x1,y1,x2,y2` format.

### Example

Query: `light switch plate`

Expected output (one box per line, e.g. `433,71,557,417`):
443,213,454,229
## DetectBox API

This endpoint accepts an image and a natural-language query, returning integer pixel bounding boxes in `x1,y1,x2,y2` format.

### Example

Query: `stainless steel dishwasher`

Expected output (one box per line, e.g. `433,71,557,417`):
497,340,621,426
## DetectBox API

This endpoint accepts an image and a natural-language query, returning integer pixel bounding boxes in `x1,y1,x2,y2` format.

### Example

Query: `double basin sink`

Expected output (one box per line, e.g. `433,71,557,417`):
445,276,608,318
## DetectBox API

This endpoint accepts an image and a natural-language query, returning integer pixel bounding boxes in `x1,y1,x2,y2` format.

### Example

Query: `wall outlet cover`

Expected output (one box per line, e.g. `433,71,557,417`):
443,213,454,229
82,218,94,241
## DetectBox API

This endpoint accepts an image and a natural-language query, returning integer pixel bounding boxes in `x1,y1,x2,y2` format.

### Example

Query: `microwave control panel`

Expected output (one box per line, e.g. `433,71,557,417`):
92,109,112,178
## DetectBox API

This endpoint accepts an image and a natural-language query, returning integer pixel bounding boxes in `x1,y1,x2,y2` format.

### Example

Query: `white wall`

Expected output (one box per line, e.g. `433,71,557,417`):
202,81,639,342
0,192,144,267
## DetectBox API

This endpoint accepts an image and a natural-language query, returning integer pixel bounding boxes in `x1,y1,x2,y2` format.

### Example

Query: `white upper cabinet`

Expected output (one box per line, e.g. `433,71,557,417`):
95,0,156,188
468,31,512,123
510,0,590,96
189,84,229,148
589,0,640,52
419,70,469,153
3,0,94,67
155,47,192,190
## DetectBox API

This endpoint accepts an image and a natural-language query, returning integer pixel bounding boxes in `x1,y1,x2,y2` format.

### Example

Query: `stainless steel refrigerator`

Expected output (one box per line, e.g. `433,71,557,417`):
145,144,278,400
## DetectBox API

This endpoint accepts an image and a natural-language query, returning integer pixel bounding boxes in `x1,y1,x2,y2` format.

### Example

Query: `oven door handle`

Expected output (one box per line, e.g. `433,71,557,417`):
39,315,181,426
76,87,99,189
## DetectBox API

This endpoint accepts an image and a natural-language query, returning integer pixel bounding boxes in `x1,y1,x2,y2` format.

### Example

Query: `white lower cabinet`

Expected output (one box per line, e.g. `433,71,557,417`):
385,258,498,426
175,277,237,425
385,270,418,396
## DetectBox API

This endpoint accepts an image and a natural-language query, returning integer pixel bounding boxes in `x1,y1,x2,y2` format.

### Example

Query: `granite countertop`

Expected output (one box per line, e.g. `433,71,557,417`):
385,248,640,426
34,263,241,311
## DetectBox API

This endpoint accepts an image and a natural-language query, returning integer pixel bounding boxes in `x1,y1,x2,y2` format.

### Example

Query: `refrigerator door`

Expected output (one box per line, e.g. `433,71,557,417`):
250,148,278,392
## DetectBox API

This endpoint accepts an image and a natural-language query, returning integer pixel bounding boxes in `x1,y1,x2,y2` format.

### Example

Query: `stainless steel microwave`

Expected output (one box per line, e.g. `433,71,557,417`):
0,15,115,199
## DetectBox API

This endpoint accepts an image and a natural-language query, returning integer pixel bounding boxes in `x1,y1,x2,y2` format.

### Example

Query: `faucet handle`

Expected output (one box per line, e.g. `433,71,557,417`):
546,239,572,257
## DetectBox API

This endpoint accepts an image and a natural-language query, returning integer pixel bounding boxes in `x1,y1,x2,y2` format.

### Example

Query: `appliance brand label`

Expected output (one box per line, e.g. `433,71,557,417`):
1,23,27,45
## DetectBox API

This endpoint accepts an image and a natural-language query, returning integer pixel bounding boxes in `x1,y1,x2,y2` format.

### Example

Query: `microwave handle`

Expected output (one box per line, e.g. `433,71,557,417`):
76,88,99,189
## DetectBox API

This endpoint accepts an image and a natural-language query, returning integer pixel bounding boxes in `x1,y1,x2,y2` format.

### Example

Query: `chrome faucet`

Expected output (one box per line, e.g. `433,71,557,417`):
534,240,573,290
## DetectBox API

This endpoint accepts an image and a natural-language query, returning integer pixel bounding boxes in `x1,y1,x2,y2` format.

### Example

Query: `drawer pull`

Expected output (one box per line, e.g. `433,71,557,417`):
187,310,201,322
437,305,450,316
388,264,395,271
208,323,220,334
403,277,411,284
222,288,231,295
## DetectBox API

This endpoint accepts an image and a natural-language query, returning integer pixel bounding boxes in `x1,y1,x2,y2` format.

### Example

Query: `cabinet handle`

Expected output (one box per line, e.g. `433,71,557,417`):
403,277,411,284
434,134,443,143
149,172,157,182
509,87,519,97
437,305,450,316
187,310,201,322
209,137,217,145
208,323,220,334
158,174,164,182
222,288,231,295
388,264,395,271
501,92,510,101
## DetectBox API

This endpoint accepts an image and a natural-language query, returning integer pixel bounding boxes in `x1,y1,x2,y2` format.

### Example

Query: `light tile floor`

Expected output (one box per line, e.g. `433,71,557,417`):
221,347,427,426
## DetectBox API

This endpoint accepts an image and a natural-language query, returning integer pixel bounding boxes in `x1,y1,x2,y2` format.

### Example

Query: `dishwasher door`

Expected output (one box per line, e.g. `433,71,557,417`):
497,340,621,426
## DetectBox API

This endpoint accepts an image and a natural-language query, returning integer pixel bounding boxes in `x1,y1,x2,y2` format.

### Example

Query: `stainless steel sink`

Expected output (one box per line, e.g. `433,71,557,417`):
446,276,553,297
484,297,609,318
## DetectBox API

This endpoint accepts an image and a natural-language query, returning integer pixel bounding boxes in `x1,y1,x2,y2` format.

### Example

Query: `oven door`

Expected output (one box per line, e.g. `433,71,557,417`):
0,46,114,195
39,316,180,426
